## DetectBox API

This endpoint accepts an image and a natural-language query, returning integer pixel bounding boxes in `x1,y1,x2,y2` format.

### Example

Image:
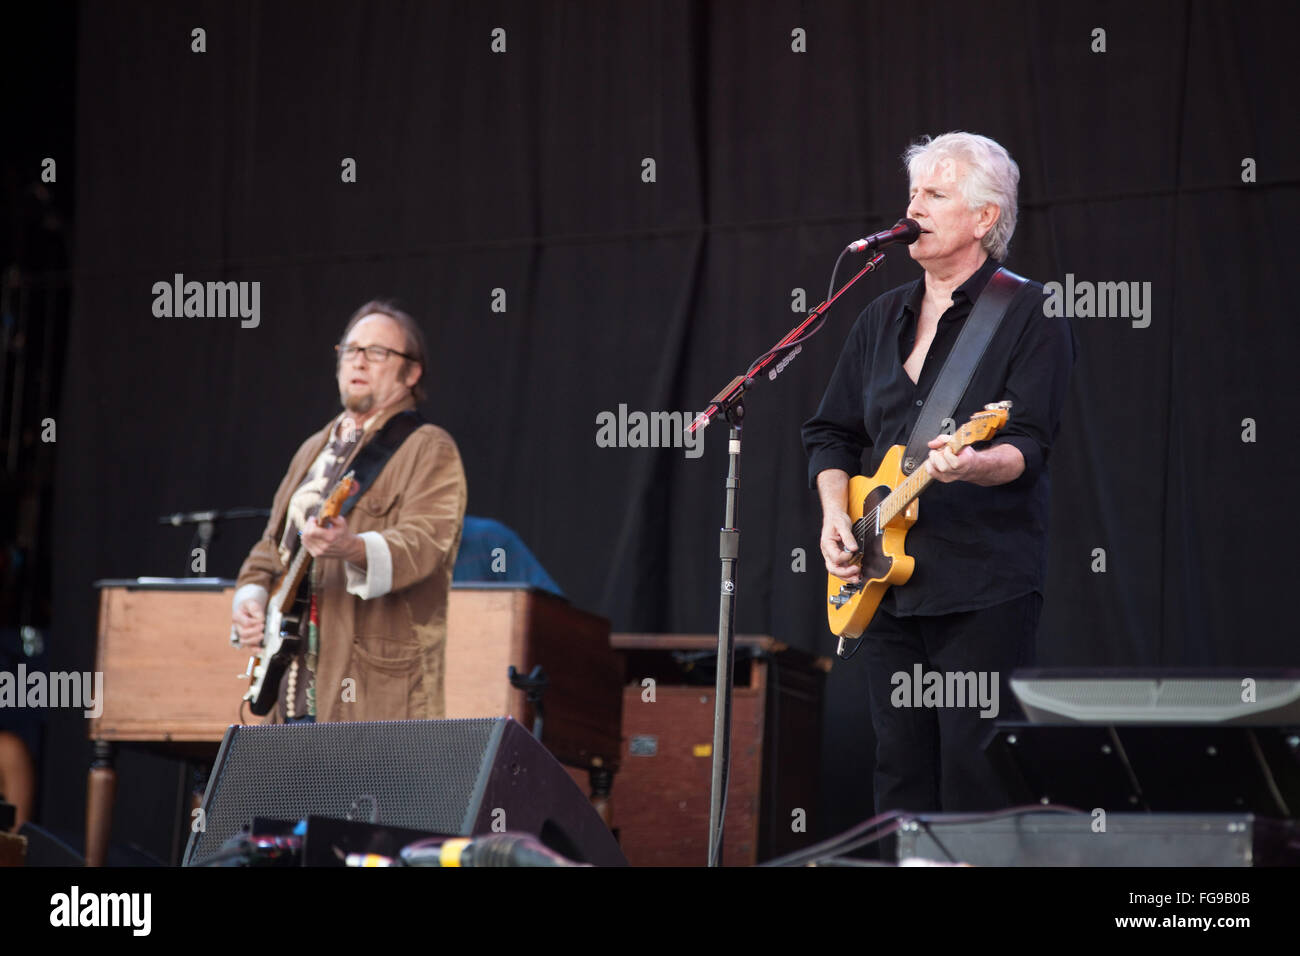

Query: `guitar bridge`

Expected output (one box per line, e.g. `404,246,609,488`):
829,583,861,609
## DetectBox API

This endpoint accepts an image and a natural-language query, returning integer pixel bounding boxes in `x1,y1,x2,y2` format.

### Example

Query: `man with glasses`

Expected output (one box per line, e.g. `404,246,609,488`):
230,301,467,724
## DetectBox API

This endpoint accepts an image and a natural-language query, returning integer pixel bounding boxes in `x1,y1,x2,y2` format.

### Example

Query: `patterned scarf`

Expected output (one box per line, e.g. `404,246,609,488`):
280,414,367,718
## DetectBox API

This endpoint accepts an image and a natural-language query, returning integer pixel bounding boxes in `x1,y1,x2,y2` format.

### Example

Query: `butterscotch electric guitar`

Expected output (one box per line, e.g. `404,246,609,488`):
826,402,1012,656
242,471,358,715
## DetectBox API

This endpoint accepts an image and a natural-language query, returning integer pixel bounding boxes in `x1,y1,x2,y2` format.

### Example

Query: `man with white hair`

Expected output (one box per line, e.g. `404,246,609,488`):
803,132,1077,813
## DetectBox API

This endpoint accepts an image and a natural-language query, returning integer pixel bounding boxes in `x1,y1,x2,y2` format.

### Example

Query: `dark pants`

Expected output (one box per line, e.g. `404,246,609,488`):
862,591,1042,814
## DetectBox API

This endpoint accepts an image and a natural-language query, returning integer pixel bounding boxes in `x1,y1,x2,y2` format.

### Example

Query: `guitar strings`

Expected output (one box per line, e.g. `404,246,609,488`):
847,496,909,570
845,506,881,570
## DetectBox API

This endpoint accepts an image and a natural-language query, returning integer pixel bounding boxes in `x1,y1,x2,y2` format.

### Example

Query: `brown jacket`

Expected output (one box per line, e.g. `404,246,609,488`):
234,396,467,722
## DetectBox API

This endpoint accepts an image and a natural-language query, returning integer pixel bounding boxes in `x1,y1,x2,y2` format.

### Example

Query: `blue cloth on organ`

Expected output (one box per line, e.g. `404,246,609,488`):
452,516,565,598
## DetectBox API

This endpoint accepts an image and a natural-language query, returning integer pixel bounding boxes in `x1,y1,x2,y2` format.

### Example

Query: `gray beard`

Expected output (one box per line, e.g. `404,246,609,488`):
341,390,373,414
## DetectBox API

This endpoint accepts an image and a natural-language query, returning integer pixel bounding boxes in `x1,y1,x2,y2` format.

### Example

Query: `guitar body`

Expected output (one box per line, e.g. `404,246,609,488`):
824,402,1012,655
245,576,309,716
826,444,918,642
242,472,357,716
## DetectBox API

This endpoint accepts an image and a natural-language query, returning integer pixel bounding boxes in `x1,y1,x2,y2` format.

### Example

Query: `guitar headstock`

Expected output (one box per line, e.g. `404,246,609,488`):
319,471,358,522
954,401,1012,447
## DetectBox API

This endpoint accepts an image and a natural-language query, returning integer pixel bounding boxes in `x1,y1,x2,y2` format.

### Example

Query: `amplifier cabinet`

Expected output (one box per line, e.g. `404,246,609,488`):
610,634,828,866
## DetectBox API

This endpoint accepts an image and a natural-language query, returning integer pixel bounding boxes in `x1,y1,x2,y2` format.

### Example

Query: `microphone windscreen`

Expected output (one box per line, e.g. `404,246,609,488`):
895,219,922,244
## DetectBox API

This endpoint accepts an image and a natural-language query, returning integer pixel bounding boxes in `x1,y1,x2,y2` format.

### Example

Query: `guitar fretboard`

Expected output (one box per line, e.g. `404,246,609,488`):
275,545,313,614
879,463,935,527
271,470,356,614
854,417,1002,540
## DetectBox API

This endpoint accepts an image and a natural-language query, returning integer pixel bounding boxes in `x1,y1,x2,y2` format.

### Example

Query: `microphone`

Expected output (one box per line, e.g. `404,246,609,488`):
847,218,922,253
160,509,216,526
158,507,271,526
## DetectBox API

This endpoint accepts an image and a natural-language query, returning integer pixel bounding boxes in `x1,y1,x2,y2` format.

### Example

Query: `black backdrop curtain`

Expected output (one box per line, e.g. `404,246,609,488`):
44,0,1300,856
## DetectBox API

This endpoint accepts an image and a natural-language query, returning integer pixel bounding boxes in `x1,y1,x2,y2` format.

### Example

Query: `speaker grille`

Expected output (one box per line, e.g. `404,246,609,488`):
185,718,503,866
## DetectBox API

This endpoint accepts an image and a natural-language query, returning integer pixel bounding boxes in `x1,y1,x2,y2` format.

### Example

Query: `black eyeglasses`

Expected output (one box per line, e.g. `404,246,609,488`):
335,344,418,364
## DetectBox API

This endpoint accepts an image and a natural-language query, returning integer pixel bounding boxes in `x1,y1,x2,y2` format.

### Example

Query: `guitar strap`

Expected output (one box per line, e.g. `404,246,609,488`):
900,267,1028,475
338,408,427,517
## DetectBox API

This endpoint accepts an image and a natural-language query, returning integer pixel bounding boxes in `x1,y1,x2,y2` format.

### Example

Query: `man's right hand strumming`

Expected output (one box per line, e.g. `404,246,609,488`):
232,599,266,648
821,511,861,584
816,468,861,584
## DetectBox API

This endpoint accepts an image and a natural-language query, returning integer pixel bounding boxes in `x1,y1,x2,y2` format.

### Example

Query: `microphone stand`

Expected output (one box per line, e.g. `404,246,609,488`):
507,665,549,740
691,251,887,867
158,507,270,576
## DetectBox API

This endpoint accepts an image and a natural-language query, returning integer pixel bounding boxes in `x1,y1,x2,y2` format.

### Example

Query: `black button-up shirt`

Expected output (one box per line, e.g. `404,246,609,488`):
801,256,1077,617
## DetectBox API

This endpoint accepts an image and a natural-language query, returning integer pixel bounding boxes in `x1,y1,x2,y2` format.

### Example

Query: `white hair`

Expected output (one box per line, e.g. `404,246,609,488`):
903,132,1020,261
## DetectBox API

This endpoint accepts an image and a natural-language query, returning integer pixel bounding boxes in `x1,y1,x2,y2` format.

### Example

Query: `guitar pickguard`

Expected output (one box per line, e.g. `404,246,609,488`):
853,484,895,582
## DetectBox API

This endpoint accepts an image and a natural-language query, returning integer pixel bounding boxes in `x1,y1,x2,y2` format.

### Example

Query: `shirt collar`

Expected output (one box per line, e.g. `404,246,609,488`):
899,255,1004,322
954,255,1003,304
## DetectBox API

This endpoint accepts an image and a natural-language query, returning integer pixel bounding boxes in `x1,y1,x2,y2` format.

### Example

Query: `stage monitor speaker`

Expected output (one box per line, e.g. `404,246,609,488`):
1009,668,1300,724
986,723,1300,816
183,717,625,867
894,811,1300,866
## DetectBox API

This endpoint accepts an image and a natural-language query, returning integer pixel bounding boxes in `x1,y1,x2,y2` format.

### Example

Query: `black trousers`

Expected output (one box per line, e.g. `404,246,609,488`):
861,590,1042,814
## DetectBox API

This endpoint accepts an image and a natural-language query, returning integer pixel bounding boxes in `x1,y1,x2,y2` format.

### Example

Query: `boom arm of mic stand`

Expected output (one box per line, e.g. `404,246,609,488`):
689,251,886,434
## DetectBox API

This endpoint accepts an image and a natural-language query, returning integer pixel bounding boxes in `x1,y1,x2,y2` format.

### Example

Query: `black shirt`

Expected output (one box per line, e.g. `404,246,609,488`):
801,256,1077,617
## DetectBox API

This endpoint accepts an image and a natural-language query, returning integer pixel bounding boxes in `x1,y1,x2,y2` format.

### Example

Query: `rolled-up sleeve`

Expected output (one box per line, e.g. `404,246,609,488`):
991,296,1077,488
344,532,393,599
802,314,873,487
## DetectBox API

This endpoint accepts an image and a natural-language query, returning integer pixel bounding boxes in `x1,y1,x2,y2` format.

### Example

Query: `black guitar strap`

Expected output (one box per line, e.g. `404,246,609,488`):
338,409,427,517
900,267,1028,475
